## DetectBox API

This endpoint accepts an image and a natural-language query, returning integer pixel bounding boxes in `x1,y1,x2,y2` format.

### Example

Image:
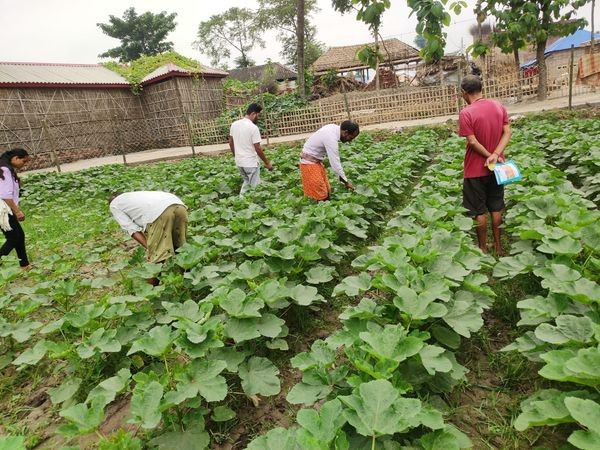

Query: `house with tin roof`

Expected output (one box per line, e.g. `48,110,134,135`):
0,60,228,169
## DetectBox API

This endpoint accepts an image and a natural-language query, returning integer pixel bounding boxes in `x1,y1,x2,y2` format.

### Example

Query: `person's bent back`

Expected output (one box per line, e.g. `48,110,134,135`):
109,191,188,264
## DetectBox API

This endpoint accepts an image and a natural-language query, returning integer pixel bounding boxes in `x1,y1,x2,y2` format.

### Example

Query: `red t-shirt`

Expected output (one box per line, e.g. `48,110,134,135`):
459,99,509,178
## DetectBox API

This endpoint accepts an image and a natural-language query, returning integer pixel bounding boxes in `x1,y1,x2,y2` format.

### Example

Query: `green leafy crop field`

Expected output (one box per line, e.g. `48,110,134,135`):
0,111,598,450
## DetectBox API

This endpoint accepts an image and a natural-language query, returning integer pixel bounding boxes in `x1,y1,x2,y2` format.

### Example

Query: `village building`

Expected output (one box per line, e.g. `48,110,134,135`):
0,61,227,169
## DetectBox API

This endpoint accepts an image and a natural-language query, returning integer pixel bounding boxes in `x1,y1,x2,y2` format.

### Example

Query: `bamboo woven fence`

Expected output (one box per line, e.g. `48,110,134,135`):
0,65,595,170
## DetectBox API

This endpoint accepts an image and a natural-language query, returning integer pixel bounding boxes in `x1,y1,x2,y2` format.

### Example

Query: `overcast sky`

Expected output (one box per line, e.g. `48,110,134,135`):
1,0,598,67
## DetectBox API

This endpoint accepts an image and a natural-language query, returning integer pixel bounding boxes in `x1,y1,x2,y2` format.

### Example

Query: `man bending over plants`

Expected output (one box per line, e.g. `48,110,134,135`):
299,120,360,201
109,191,188,285
229,103,274,195
459,75,511,255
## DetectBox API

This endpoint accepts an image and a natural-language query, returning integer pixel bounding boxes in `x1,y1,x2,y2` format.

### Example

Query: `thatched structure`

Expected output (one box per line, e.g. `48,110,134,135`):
0,61,227,169
228,62,297,83
228,62,297,94
312,38,421,76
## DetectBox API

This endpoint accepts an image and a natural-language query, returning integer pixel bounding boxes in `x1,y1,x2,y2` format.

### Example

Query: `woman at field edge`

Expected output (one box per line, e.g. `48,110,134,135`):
0,148,32,270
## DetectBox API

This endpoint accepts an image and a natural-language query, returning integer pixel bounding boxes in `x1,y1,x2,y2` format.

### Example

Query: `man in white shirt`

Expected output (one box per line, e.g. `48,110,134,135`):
109,191,188,271
299,120,360,201
228,103,273,195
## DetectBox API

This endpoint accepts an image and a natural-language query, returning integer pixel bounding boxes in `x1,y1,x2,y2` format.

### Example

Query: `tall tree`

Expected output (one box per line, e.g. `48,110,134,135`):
256,0,324,71
298,0,306,96
195,7,265,68
478,0,588,100
97,8,177,62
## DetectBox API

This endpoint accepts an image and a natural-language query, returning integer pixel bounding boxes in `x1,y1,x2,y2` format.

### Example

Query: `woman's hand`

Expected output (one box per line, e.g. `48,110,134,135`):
15,209,25,221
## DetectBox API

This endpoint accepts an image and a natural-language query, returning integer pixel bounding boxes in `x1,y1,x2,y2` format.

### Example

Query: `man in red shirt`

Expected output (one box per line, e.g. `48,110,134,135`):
459,75,511,255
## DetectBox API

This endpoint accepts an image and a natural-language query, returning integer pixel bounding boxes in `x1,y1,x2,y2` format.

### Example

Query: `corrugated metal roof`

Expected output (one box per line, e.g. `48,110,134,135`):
140,62,228,84
521,29,600,68
0,62,129,86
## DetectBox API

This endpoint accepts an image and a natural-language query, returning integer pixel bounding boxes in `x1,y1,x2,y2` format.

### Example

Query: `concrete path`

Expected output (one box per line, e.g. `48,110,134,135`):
25,91,600,175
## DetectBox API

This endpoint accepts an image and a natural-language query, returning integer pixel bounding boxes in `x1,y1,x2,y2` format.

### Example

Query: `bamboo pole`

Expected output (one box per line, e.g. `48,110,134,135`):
186,115,196,156
112,114,127,165
41,120,61,173
456,59,462,114
260,96,270,145
568,44,575,110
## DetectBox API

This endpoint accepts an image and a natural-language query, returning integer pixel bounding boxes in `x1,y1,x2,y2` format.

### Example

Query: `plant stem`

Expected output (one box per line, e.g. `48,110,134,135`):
371,434,376,450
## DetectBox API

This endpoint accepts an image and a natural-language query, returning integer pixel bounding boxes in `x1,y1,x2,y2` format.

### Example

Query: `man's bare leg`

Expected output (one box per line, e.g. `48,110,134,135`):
491,211,503,256
475,214,488,253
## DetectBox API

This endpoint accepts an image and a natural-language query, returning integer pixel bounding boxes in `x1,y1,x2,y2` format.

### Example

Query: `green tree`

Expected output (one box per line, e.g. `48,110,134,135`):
477,0,588,100
195,7,264,68
332,0,467,64
97,8,177,62
256,0,324,70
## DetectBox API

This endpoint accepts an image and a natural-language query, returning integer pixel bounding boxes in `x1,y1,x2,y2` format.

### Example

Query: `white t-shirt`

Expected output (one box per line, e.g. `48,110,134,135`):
229,118,262,167
109,191,185,236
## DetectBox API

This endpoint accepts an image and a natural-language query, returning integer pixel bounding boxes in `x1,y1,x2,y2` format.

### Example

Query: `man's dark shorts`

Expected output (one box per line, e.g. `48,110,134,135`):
463,175,505,217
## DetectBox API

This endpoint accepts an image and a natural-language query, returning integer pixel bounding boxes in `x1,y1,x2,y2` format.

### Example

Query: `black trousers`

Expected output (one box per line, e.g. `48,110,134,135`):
1,213,29,267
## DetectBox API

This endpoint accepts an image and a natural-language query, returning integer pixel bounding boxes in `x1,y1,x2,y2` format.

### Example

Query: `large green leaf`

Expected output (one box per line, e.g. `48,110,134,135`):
246,427,298,450
291,340,336,370
77,327,121,359
168,359,228,404
333,273,372,297
537,235,583,255
417,426,472,449
48,377,82,406
219,289,264,318
534,315,594,344
12,339,49,367
392,286,447,320
564,397,600,431
129,379,164,429
338,379,421,437
286,382,332,406
305,265,337,284
442,298,484,338
514,389,585,431
0,436,26,450
59,396,106,434
127,325,176,356
288,284,325,306
419,345,453,375
86,368,131,406
359,325,424,362
224,314,285,343
148,426,210,450
238,356,280,396
296,399,346,445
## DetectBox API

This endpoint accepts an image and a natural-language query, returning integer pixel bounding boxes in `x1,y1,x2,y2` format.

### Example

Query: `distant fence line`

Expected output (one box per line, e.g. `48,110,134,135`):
1,69,595,171
190,72,593,147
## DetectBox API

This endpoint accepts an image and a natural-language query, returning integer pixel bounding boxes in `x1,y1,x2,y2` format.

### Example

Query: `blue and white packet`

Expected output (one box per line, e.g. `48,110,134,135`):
493,160,522,185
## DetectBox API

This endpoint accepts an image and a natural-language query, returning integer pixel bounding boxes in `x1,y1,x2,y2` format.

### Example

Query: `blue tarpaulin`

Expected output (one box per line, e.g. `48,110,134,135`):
521,29,600,69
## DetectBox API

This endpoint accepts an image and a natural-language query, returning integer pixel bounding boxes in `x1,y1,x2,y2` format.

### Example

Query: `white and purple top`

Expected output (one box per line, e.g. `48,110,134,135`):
0,167,19,205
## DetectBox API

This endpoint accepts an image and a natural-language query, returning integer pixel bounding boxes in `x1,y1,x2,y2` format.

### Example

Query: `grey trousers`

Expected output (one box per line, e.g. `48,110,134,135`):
238,166,261,195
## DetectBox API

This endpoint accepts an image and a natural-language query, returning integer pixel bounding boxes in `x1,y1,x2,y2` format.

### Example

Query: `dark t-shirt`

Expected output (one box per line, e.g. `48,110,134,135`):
459,99,509,179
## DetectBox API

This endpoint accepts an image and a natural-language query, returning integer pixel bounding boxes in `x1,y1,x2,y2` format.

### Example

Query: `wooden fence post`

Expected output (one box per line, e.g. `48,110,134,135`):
112,115,127,166
342,91,352,120
185,115,196,156
456,59,462,114
260,97,270,145
41,120,61,173
568,44,575,110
